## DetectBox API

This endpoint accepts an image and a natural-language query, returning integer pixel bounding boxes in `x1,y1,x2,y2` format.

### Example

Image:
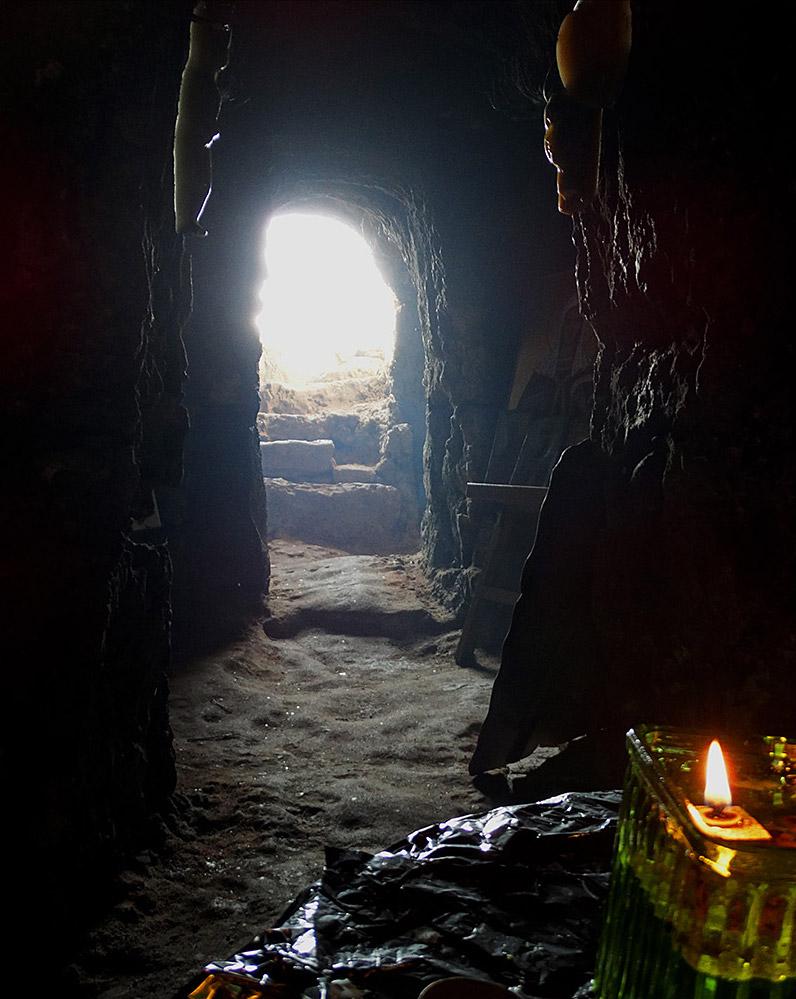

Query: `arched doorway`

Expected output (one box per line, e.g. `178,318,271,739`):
257,212,396,393
256,211,423,554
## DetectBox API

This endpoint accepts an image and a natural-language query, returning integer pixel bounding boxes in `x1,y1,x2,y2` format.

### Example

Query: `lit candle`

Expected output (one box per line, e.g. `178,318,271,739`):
686,739,771,841
594,727,796,999
703,739,738,825
705,740,732,810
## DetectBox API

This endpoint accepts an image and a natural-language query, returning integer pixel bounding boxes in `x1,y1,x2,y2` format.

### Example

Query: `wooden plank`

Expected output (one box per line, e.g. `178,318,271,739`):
465,482,548,510
481,585,520,606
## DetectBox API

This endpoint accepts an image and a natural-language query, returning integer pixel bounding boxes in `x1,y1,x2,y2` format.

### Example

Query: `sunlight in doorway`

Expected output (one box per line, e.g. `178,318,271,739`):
256,213,396,387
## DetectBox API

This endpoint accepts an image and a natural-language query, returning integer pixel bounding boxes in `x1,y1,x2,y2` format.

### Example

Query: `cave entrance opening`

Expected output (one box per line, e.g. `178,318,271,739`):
256,211,422,554
256,213,396,392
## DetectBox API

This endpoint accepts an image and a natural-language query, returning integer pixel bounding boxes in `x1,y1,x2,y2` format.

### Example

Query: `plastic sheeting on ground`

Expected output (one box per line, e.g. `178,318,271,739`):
189,791,620,999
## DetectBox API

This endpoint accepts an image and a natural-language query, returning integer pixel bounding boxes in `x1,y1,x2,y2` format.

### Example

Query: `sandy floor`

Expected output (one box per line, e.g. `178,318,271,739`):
71,539,501,998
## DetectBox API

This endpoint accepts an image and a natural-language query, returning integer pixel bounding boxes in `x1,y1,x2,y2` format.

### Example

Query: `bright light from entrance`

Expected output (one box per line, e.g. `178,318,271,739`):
256,213,396,386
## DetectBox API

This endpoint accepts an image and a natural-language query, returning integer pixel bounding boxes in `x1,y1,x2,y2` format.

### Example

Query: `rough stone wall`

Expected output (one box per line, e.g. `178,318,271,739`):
471,2,795,772
2,0,190,926
581,3,795,734
168,176,271,653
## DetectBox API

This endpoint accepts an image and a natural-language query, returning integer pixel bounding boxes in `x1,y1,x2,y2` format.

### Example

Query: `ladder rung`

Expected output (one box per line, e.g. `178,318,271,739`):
465,482,547,510
481,585,520,606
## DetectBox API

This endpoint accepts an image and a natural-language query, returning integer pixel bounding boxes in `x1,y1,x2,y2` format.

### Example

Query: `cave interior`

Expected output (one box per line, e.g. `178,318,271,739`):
3,0,794,984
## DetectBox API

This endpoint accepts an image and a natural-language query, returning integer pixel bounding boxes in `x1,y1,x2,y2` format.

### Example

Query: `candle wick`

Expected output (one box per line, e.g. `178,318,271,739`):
704,803,741,825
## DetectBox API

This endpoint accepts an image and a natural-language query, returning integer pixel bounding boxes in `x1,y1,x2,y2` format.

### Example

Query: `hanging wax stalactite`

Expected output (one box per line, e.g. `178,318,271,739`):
173,2,232,236
544,0,632,215
544,90,603,216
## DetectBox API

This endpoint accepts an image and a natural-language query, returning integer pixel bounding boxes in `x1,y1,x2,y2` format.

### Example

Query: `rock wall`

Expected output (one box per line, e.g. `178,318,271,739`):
582,3,794,730
2,0,191,930
471,2,795,772
168,93,271,653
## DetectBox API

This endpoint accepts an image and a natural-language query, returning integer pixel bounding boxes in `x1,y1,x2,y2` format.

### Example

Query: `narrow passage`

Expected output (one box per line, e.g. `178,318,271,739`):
79,539,497,998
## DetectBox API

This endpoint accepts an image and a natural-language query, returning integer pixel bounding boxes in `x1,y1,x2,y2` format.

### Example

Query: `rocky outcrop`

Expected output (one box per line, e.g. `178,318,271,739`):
471,2,795,773
3,1,191,934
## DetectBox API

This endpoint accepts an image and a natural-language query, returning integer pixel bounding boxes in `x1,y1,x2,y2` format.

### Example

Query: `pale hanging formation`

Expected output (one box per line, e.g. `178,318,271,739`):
173,1,232,236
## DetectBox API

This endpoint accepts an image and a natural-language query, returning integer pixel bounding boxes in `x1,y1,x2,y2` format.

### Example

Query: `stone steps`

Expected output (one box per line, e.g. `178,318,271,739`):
264,478,409,554
334,463,377,483
260,438,336,480
257,411,382,466
259,435,412,552
259,439,380,484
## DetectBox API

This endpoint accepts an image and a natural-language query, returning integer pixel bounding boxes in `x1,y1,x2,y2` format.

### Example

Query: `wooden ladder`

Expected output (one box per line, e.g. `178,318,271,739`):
454,271,592,667
454,482,547,666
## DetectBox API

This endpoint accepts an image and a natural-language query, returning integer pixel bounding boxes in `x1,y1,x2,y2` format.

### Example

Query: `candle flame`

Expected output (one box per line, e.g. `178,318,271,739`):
705,740,732,811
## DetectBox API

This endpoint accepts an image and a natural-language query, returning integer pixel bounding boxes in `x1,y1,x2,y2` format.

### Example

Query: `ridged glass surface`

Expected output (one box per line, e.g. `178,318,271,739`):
594,728,796,999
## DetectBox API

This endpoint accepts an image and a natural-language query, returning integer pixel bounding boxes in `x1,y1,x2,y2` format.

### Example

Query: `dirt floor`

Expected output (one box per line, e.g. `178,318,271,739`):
70,539,507,998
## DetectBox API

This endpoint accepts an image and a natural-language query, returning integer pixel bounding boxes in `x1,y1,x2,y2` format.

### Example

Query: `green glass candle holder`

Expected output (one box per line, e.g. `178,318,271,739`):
594,727,796,999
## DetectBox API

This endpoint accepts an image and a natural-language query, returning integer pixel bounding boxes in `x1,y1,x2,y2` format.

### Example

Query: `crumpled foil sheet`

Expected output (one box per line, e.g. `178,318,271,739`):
200,791,620,999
